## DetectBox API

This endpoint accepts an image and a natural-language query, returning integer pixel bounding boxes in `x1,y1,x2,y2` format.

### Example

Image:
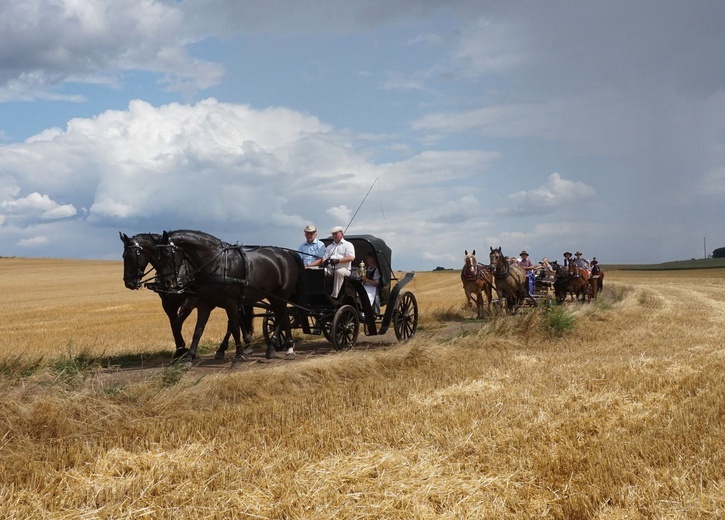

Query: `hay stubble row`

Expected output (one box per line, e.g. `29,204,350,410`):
0,258,722,518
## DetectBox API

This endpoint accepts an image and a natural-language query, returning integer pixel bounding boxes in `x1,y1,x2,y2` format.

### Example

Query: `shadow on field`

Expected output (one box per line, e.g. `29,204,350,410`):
95,333,403,385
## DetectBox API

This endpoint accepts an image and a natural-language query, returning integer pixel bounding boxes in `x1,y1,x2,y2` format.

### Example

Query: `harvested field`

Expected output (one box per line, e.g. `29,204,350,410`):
0,258,723,518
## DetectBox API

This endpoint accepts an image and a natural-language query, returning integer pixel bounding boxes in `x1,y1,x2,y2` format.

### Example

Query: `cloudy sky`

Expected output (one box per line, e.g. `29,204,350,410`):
1,1,723,270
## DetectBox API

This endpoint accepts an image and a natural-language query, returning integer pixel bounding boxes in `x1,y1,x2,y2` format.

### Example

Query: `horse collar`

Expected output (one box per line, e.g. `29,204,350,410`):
493,260,510,278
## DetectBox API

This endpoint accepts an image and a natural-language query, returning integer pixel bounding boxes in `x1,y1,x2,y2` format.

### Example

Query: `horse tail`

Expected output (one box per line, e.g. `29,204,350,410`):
288,250,305,301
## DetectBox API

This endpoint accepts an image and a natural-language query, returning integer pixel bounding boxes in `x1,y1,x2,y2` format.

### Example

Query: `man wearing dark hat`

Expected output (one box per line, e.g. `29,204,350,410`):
563,251,573,267
298,224,326,267
517,250,535,295
322,226,355,298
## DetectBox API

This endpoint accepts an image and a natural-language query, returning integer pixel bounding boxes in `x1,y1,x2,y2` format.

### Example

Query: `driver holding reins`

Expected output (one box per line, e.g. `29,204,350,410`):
322,226,356,298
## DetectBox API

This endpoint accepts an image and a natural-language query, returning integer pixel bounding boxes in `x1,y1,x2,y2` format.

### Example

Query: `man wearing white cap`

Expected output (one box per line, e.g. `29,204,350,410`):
322,226,355,298
298,225,326,267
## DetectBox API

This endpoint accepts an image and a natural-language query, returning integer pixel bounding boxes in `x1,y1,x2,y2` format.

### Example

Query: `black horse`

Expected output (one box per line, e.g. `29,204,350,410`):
550,260,588,303
550,260,569,304
154,230,303,361
120,232,252,356
590,262,604,293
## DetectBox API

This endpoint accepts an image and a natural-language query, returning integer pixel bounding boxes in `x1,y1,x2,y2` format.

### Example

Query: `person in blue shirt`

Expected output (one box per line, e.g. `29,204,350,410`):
298,225,326,267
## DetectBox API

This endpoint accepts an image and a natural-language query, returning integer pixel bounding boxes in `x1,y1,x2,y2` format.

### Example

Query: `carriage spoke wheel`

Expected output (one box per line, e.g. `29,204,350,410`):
262,313,289,349
331,305,359,351
393,291,418,341
321,317,333,343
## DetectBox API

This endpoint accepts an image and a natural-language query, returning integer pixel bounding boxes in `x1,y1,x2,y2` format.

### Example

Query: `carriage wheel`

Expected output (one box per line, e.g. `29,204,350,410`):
331,305,359,351
262,313,290,349
393,291,418,341
321,318,333,343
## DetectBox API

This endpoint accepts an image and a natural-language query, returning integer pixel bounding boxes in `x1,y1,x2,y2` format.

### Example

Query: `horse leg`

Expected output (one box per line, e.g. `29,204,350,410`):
484,283,493,315
281,307,295,360
161,296,186,353
184,304,214,362
216,321,233,359
474,288,484,319
240,304,254,355
209,302,243,360
463,286,474,318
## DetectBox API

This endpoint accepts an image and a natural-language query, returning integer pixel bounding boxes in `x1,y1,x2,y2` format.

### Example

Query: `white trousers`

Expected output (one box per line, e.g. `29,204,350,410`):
326,266,350,297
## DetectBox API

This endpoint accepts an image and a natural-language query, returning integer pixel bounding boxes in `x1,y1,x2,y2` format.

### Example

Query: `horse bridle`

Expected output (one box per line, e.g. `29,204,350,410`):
463,254,491,281
123,240,154,289
490,250,510,278
155,240,197,293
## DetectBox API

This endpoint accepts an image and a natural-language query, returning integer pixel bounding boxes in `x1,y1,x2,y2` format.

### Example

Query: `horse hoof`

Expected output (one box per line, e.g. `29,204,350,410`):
284,353,296,360
172,347,189,360
214,351,226,360
266,347,277,359
242,347,253,355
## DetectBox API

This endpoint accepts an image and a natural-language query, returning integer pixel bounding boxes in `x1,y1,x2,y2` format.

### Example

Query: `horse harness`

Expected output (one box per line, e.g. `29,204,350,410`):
461,263,491,282
490,254,511,280
156,240,250,292
123,239,155,287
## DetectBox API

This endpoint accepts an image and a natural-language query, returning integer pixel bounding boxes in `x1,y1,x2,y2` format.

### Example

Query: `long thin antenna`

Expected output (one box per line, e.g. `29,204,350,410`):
344,177,379,234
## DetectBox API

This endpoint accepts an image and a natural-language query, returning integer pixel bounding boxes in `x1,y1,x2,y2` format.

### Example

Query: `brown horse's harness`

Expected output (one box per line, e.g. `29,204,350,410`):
461,263,490,281
490,253,511,280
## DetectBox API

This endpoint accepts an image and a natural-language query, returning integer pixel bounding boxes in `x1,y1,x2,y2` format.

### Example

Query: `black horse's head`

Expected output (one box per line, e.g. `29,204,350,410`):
120,232,158,290
155,231,193,292
549,260,568,278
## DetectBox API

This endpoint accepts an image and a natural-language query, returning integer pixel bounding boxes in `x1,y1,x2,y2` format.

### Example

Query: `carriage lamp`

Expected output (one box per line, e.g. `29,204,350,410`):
357,261,366,281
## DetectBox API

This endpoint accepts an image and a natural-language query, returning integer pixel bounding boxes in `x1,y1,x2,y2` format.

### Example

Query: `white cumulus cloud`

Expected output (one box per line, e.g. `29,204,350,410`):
503,173,596,216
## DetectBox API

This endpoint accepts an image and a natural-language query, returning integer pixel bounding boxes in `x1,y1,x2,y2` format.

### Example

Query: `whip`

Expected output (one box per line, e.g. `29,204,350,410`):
344,177,379,234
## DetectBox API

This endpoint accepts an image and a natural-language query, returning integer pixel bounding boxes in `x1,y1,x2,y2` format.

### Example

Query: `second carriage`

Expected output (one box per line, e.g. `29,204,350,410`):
260,234,418,351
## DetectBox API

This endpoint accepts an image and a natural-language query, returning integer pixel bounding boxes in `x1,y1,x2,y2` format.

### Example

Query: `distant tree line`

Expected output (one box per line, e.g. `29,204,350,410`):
713,247,725,258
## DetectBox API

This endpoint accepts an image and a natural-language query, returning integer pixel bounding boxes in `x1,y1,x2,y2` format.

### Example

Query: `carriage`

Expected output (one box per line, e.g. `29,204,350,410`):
260,234,418,351
123,230,418,361
532,268,556,302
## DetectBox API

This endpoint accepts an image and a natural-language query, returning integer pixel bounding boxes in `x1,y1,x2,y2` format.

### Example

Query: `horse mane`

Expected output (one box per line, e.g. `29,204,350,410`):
134,232,161,244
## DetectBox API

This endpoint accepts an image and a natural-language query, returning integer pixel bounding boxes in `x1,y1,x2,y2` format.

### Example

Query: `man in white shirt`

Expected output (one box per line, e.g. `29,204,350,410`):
322,226,355,298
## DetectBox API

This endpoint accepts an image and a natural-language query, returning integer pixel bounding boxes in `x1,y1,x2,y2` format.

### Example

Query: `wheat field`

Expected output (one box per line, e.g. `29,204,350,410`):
0,257,723,519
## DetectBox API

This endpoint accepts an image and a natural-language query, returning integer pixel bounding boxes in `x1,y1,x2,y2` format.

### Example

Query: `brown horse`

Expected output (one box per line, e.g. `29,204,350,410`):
567,264,590,302
489,247,536,312
461,250,495,318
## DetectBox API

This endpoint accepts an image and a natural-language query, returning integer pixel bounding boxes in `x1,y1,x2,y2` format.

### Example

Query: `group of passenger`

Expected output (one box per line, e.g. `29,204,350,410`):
516,250,599,295
297,224,380,311
300,221,600,304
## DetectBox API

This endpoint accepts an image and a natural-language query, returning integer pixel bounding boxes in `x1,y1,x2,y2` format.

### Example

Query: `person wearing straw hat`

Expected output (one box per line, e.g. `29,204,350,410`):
298,224,326,267
573,251,590,270
322,226,355,298
571,251,591,279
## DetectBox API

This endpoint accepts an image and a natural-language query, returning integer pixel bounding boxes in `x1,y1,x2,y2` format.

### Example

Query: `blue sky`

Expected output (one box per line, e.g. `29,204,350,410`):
1,1,724,270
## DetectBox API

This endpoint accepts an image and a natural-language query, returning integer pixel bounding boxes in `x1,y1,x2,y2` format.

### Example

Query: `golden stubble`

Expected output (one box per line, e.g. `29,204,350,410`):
0,259,723,519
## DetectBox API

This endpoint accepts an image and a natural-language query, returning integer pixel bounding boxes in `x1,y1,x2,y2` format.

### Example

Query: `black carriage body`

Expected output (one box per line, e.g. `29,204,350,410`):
260,234,417,351
321,234,393,305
